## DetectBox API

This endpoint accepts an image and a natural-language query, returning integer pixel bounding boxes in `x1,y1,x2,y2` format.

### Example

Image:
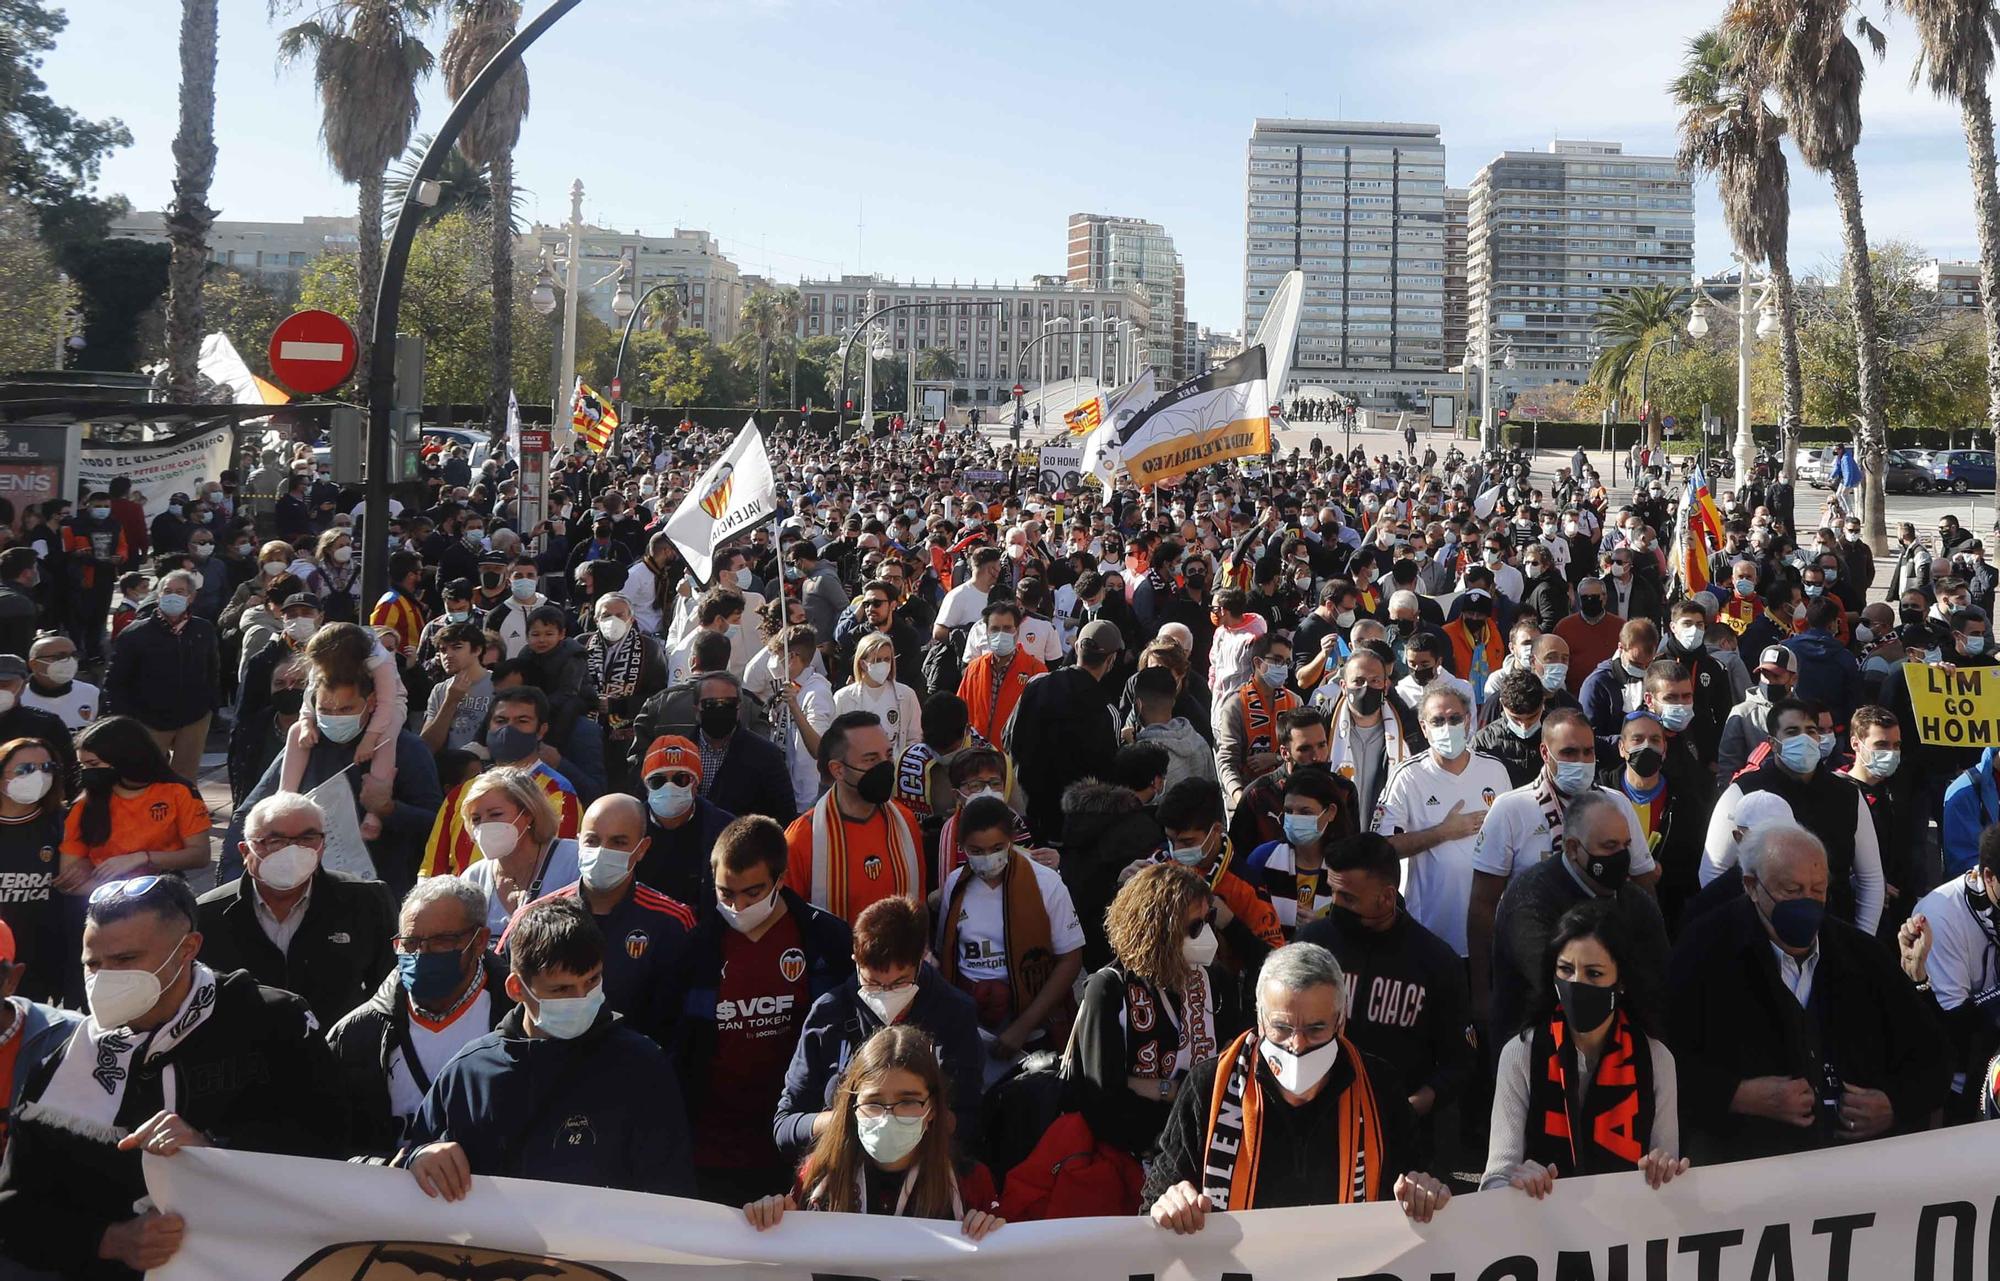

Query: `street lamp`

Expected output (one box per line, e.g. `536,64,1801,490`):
610,255,637,322
1687,257,1778,480
1475,316,1515,453
529,252,557,316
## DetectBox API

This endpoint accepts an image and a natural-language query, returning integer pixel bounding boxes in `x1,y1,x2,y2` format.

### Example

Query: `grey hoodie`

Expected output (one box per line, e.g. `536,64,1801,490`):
1716,684,1778,781
1137,716,1219,791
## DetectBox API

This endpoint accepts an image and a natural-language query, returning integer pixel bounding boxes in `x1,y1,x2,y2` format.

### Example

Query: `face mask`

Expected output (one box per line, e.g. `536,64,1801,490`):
445,608,473,627
1763,891,1827,950
192,543,214,560
255,842,319,892
1539,664,1568,692
3,771,49,805
85,937,186,1029
1823,568,1837,583
1430,722,1467,759
1564,521,1580,536
1803,585,1824,599
1579,840,1632,890
283,617,316,644
1555,977,1618,1034
1483,548,1502,565
397,948,468,1004
858,982,919,1025
1334,609,1356,628
1578,597,1606,620
1673,625,1705,651
857,1111,928,1164
1553,759,1596,795
965,847,1010,879
530,984,604,1040
1866,748,1901,778
79,764,117,793
157,593,189,617
865,660,892,685
988,631,1017,658
317,711,365,744
1281,813,1325,846
509,578,537,601
1260,660,1290,687
88,507,110,521
1183,922,1219,968
1168,838,1209,867
1350,686,1384,716
329,545,354,564
1260,1035,1340,1094
849,760,897,805
1967,635,1990,655
1655,702,1693,732
473,819,522,860
1814,732,1838,762
1776,734,1820,774
487,724,541,763
41,657,77,684
718,890,778,934
1625,745,1664,777
647,779,694,821
576,840,637,891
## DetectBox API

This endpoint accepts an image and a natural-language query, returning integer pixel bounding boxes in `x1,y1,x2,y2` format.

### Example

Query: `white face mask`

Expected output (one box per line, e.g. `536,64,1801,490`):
718,890,778,934
857,1110,928,1164
0,690,16,714
597,615,631,644
254,842,319,892
262,560,286,578
865,660,892,686
473,819,521,860
86,936,187,1029
3,771,50,805
965,847,1010,880
529,983,604,1040
330,545,354,564
1183,922,1219,969
1430,721,1468,760
41,657,77,684
989,631,1017,658
577,841,636,892
1259,1032,1340,1094
283,617,316,644
858,982,919,1025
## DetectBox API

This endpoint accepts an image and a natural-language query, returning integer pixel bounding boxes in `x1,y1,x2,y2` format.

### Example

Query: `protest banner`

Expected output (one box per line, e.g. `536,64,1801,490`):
0,425,75,532
1904,660,2000,748
1037,444,1083,497
148,1127,1999,1281
75,427,232,517
1117,347,1270,488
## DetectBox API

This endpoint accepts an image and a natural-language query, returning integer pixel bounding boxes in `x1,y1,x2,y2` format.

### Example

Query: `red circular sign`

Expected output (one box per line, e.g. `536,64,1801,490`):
610,377,623,400
267,310,359,395
1012,383,1025,397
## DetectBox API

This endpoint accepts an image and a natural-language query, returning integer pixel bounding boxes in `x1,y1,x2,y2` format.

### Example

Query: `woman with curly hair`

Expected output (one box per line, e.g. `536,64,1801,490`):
1068,862,1240,1162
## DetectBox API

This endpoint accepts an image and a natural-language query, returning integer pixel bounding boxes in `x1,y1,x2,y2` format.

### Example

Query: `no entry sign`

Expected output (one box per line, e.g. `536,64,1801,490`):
268,310,359,395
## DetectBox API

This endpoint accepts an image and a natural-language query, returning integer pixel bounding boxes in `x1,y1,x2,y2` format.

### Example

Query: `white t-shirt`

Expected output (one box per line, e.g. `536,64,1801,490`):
936,583,990,632
1372,749,1513,956
780,669,836,811
1472,782,1657,879
1910,873,1999,1016
1698,781,1885,934
386,987,493,1125
1395,670,1480,732
940,856,1084,983
23,680,99,732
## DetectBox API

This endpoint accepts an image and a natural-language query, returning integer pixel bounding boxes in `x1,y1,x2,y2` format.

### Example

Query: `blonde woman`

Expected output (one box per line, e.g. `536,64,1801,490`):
833,632,921,760
221,540,294,634
308,527,360,623
455,766,575,935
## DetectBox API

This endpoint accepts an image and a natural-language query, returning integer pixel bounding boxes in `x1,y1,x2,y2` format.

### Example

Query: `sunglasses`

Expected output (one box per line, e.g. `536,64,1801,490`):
89,874,169,905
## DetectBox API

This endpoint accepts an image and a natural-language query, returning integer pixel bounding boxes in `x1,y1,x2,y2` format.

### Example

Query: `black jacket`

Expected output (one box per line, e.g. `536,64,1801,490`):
196,867,398,1029
104,613,220,731
1007,666,1120,843
1070,963,1250,1160
1060,779,1164,972
1522,568,1571,633
0,969,345,1280
1297,907,1472,1116
1666,895,1948,1165
1661,638,1732,766
326,955,517,1158
1490,857,1671,1040
0,581,37,660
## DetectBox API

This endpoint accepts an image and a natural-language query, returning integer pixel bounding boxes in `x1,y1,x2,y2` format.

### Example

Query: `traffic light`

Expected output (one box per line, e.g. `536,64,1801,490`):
844,400,854,412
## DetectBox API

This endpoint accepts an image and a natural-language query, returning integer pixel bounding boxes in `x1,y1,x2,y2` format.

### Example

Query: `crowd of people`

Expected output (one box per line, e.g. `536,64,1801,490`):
0,414,1993,1277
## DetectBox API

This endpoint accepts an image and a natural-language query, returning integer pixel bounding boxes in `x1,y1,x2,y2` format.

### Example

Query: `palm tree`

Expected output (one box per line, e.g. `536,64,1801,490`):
1897,0,2000,481
384,132,525,230
739,286,783,410
776,285,804,408
1589,284,1687,446
916,346,961,381
1727,0,1889,544
442,0,528,429
272,0,441,369
1673,25,1806,480
164,0,218,401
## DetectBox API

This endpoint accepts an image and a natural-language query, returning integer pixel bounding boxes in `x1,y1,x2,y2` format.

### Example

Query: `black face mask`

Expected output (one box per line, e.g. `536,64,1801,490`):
1555,977,1618,1034
79,766,118,793
697,701,738,739
1580,841,1632,890
1626,745,1664,777
848,760,897,805
1900,605,1925,626
271,688,306,717
1350,686,1385,716
1578,597,1606,620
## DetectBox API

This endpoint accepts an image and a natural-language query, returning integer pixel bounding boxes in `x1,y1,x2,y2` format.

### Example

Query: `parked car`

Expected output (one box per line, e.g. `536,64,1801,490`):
1885,449,1934,494
1801,447,1840,489
1930,449,1997,493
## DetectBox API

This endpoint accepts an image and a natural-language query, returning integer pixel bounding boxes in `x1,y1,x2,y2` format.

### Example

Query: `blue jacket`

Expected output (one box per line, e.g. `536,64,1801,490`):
7,1000,78,1114
772,963,983,1161
1784,630,1863,725
1834,452,1863,487
224,729,444,887
1578,656,1643,754
1942,746,2000,876
400,1005,694,1196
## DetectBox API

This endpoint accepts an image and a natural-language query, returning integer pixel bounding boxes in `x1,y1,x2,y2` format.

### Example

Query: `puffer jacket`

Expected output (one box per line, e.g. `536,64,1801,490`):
1060,779,1164,971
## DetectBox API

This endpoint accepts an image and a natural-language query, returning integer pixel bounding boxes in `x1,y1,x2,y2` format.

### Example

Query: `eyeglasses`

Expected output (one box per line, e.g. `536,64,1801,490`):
391,928,478,956
854,1097,931,1121
1184,918,1210,940
1426,715,1467,728
88,874,169,905
647,771,697,789
250,831,325,851
6,760,55,777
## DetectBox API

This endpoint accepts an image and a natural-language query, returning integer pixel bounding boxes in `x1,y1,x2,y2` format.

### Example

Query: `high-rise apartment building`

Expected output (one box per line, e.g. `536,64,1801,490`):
1444,187,1470,372
1465,140,1695,390
1243,119,1453,410
1067,213,1186,382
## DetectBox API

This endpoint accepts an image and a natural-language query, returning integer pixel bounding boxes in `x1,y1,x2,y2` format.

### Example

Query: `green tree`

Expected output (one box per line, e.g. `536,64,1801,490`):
64,236,167,372
1589,283,1687,445
0,0,133,251
636,329,714,409
916,346,961,381
384,132,520,230
0,199,76,371
164,0,219,399
197,267,295,382
442,0,528,428
776,285,803,407
738,286,783,410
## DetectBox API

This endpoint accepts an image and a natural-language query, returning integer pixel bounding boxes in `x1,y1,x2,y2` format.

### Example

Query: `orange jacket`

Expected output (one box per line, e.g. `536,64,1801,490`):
1443,617,1504,685
958,649,1047,742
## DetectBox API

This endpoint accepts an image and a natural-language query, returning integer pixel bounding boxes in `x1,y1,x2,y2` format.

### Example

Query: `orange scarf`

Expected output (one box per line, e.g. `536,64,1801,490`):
937,850,1055,1023
1239,679,1301,754
1201,1030,1382,1211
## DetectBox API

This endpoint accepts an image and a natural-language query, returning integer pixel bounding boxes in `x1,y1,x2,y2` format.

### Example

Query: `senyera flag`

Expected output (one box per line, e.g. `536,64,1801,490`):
1062,395,1104,435
570,378,619,453
1673,463,1725,597
665,419,777,585
1115,346,1270,488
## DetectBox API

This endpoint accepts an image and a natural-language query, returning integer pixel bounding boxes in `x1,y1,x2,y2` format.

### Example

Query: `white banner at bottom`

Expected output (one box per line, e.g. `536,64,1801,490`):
146,1127,1999,1280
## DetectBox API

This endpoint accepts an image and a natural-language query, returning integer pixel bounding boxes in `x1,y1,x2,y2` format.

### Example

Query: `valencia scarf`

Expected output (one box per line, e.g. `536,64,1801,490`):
1524,1008,1655,1176
1201,1029,1382,1211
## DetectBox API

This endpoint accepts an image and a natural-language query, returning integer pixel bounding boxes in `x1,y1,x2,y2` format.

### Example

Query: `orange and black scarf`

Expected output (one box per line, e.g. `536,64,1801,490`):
937,851,1055,1022
1524,1009,1655,1176
1201,1030,1382,1211
1238,678,1301,755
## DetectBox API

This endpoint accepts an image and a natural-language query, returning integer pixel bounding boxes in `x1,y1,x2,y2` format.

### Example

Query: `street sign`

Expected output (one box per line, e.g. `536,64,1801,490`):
267,310,359,395
1496,409,1510,422
609,377,622,401
1012,383,1025,399
1662,415,1679,429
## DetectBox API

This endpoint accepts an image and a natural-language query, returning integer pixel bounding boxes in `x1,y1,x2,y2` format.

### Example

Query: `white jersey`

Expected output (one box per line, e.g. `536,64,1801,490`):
1910,873,1999,1015
1372,749,1513,956
939,857,1084,983
22,680,99,732
1471,782,1657,880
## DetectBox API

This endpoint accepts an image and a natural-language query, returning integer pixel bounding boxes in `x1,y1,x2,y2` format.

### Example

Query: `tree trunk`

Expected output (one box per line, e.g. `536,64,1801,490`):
163,0,218,402
1771,246,1804,484
756,335,769,410
1961,87,2000,497
788,339,798,408
1830,154,1889,552
487,149,515,428
355,168,385,374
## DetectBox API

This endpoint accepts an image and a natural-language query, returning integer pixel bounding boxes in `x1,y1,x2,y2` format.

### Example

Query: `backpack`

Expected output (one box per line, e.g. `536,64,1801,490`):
921,626,970,699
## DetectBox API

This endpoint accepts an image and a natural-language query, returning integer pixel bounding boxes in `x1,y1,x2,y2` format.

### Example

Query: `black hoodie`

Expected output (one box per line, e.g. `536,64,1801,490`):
1060,779,1164,971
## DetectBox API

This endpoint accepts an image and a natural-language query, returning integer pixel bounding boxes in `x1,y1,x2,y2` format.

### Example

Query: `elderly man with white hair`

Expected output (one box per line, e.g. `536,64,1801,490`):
1667,821,1948,1165
102,566,221,781
1143,941,1450,1230
196,791,398,1028
328,874,515,1157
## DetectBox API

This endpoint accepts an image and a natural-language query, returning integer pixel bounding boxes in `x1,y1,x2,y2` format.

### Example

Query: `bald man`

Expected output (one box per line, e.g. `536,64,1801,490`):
510,794,697,1046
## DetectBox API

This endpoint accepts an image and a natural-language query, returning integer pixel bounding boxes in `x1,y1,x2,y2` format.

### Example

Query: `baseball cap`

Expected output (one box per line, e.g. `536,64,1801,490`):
281,592,322,613
1078,618,1123,656
642,735,702,784
0,655,27,680
1732,791,1795,833
1757,646,1798,676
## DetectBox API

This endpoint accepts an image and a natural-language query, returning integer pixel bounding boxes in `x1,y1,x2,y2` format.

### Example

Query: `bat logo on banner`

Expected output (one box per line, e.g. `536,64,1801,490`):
281,1242,626,1281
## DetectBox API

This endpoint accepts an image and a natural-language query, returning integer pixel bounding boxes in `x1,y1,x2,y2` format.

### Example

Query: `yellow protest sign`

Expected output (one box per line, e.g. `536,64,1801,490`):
1906,661,2000,747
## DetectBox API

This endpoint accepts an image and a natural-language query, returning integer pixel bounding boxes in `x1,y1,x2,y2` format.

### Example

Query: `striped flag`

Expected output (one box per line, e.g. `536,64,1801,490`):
419,763,581,878
569,378,618,453
1672,464,1724,598
1063,395,1104,435
1115,346,1270,487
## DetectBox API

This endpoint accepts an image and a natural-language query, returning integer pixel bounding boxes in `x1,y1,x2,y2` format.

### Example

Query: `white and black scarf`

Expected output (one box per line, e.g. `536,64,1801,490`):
590,629,646,702
37,962,219,1131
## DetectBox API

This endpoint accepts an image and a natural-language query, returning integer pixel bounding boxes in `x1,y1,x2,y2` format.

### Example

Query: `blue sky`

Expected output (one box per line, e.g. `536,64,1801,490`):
44,0,1988,331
